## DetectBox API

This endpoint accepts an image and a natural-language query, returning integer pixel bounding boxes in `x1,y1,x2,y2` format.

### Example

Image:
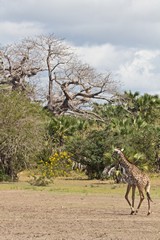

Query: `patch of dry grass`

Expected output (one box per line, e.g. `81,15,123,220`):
0,172,160,199
0,173,160,198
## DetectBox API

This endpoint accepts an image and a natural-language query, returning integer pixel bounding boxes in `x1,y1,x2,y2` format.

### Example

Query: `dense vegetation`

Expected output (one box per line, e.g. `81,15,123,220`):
0,90,159,182
66,92,160,178
0,35,160,182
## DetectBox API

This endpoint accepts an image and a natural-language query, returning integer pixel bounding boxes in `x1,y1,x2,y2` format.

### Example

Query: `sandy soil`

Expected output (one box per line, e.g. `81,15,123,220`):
0,190,160,240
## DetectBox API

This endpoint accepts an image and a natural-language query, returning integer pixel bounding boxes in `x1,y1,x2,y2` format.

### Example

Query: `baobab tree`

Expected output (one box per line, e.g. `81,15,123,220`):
0,34,118,119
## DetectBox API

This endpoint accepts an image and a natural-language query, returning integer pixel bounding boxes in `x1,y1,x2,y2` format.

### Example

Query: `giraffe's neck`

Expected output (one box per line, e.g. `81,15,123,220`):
118,152,133,171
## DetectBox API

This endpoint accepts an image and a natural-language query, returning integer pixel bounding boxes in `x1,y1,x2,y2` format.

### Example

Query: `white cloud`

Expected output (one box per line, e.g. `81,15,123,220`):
0,21,45,44
117,50,160,94
76,44,135,72
76,44,160,94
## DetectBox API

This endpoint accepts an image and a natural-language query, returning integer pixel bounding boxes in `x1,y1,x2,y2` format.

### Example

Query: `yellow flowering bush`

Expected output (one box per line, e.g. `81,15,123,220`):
48,151,72,177
30,151,72,186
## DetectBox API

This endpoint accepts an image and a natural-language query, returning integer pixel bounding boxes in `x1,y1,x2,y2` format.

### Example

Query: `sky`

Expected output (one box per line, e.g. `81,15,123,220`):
0,0,160,95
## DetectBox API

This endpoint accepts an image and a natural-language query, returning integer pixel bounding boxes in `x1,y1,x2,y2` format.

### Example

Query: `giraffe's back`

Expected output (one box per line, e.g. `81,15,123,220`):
126,165,150,188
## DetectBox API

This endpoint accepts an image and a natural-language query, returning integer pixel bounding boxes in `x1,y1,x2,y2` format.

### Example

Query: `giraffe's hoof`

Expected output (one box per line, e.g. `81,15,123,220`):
130,210,135,215
147,212,151,216
135,210,138,215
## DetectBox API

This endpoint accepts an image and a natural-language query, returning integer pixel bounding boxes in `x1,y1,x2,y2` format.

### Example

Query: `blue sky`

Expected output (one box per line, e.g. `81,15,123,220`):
0,0,160,94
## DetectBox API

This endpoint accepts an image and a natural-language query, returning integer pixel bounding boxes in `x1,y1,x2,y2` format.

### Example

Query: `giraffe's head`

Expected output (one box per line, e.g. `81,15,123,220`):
112,148,124,160
114,148,124,154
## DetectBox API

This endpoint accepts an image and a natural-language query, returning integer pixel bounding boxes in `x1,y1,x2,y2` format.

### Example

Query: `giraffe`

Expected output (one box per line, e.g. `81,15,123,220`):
113,148,152,215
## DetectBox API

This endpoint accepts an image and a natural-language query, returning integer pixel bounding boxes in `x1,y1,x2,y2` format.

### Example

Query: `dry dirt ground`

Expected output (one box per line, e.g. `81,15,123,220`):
0,190,160,240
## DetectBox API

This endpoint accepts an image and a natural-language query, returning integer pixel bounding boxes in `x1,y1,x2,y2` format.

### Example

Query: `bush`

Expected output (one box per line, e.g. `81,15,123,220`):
30,151,72,186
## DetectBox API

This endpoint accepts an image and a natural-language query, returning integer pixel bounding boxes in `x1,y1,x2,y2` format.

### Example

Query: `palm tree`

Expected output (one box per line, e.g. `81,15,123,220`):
48,116,89,147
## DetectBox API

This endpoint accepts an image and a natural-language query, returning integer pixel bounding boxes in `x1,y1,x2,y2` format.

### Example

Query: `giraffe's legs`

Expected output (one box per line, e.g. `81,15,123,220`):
131,185,136,214
146,194,151,215
145,183,152,215
125,184,131,206
125,184,134,214
135,188,144,214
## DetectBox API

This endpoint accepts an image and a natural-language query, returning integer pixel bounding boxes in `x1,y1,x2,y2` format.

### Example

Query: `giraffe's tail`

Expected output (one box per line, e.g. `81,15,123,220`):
146,181,153,202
